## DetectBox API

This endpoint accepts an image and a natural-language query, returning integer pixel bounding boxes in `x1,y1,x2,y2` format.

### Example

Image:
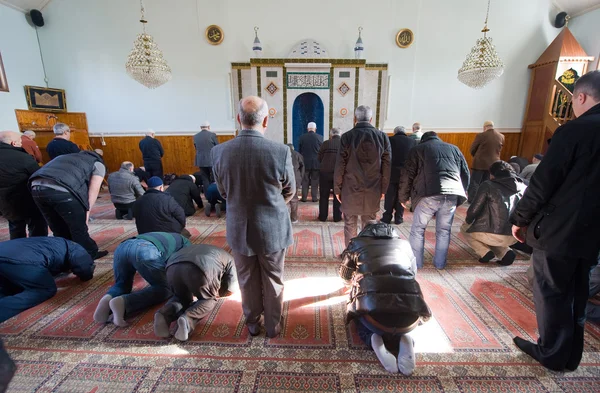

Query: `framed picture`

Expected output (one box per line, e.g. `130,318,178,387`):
0,52,8,93
24,85,67,112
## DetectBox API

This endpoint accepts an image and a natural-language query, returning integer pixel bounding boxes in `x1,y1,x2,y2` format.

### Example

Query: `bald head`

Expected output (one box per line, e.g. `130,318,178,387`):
0,131,22,147
238,96,269,132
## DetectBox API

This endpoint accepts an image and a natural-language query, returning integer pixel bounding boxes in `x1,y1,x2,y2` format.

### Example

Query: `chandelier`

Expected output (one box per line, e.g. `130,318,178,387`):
125,0,172,89
457,0,504,89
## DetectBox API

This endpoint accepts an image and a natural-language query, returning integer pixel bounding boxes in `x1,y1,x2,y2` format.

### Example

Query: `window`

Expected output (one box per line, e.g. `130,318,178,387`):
0,52,8,92
339,71,351,78
266,71,278,78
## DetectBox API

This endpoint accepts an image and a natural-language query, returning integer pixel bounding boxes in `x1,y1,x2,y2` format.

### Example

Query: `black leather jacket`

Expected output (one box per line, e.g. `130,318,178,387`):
339,223,432,327
466,175,526,235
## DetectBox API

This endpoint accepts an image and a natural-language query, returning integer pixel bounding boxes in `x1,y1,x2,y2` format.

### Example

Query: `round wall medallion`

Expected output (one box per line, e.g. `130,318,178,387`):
340,108,348,117
269,108,277,117
396,28,414,48
205,25,224,45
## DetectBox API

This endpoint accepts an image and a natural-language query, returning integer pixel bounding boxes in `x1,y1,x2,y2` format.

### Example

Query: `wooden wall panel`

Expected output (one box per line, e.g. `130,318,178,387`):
436,133,521,169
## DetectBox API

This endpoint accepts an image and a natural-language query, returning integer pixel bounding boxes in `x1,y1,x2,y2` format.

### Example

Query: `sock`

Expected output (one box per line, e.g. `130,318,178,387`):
174,316,191,341
109,296,128,327
93,295,112,324
153,312,171,338
371,334,398,373
398,334,416,376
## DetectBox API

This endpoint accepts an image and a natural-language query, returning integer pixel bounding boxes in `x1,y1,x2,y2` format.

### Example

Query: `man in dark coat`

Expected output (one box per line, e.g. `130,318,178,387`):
382,126,416,225
461,161,526,266
0,237,95,323
510,71,600,372
468,121,504,202
287,144,304,223
298,122,323,202
339,222,431,375
334,106,391,246
165,174,204,216
138,131,164,179
29,150,108,259
132,177,188,236
154,244,237,341
317,128,342,222
0,131,48,239
212,96,295,338
46,123,80,160
193,122,219,193
399,131,470,269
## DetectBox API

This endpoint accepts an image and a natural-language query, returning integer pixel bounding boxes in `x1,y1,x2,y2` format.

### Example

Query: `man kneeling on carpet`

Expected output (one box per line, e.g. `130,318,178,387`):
339,222,431,375
154,244,237,341
0,238,95,323
93,232,190,326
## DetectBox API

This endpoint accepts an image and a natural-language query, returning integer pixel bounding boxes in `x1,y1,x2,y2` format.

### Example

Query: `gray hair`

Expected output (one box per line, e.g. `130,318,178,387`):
355,105,373,122
23,130,36,138
239,98,269,129
330,128,341,136
394,126,406,134
0,131,21,144
53,123,70,135
120,161,134,171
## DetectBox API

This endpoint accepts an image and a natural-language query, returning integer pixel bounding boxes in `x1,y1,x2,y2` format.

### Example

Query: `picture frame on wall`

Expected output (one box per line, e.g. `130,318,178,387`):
0,52,9,93
24,85,67,112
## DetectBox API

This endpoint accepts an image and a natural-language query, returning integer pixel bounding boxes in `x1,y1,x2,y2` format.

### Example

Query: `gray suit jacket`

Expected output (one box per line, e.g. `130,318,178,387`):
212,130,296,256
194,130,219,167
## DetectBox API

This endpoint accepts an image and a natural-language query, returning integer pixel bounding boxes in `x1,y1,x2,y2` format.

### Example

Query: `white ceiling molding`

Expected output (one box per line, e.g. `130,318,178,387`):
0,0,52,13
554,0,600,17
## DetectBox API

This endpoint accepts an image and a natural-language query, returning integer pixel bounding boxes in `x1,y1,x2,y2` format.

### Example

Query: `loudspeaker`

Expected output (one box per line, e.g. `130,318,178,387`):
554,12,568,28
29,9,45,27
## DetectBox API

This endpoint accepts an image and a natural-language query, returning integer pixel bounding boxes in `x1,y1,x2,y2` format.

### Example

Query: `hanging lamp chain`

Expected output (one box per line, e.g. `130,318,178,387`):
139,0,147,31
482,0,491,36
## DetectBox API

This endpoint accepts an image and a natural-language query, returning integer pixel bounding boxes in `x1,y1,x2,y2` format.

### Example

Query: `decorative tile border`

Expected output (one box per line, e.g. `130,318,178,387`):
376,70,383,129
231,62,251,69
256,66,262,98
251,58,366,66
329,67,334,131
365,63,389,70
283,67,288,144
237,69,243,101
354,67,360,110
287,72,330,90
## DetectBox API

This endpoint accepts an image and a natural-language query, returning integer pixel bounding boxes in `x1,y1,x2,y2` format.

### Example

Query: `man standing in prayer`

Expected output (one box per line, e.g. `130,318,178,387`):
468,120,504,202
510,70,600,372
212,96,295,338
410,122,423,143
193,121,219,193
138,130,164,179
46,123,80,160
317,128,342,222
287,144,304,224
298,122,323,202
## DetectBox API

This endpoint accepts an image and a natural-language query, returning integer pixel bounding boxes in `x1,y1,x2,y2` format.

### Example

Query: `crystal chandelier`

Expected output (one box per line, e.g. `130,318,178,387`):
125,0,172,89
457,0,504,89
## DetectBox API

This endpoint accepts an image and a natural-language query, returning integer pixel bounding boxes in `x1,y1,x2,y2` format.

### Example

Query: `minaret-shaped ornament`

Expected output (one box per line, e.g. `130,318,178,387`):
354,27,364,59
253,27,263,57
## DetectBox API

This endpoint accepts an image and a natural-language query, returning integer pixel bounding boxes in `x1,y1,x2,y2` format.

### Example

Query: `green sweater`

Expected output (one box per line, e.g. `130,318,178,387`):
134,232,190,261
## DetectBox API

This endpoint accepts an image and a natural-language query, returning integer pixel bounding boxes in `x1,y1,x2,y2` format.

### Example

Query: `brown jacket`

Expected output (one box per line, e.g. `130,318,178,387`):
470,129,504,170
21,135,42,163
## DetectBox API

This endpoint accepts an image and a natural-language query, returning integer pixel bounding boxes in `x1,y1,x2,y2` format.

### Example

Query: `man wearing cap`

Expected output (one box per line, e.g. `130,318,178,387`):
520,154,543,182
193,122,219,194
46,123,80,160
298,122,323,202
468,121,504,202
139,130,164,179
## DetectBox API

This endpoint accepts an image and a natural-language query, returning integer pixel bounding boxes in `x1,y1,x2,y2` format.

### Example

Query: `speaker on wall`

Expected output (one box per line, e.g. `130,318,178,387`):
554,12,569,28
29,9,45,27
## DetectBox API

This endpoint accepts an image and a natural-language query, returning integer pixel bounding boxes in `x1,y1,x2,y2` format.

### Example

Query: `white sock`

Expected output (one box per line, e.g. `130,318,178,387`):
109,296,128,327
174,316,190,341
371,334,398,373
93,295,112,324
398,334,416,376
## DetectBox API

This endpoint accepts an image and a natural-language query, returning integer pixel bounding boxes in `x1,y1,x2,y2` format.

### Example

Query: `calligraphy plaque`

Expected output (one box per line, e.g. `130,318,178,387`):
205,25,224,45
396,29,414,49
287,73,330,89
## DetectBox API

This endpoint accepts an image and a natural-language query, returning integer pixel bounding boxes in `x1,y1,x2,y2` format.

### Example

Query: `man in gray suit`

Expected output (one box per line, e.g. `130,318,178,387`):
212,96,296,338
193,121,219,194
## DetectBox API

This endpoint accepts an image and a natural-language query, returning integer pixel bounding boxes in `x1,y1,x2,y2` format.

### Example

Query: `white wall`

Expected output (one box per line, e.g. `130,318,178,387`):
0,4,46,130
570,8,600,71
36,0,560,134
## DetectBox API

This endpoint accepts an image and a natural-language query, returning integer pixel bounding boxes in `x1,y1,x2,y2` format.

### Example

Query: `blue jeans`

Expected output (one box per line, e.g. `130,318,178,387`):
107,239,170,317
409,195,458,269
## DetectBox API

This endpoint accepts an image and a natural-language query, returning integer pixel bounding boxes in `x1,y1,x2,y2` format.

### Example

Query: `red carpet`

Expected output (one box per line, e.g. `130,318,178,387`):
1,192,599,392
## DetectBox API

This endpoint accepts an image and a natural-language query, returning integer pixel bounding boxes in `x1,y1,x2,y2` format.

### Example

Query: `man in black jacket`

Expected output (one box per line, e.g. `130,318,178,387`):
0,131,47,239
287,144,304,223
132,177,188,237
382,126,416,225
154,244,237,341
0,237,95,323
46,123,80,160
399,131,470,269
510,70,600,372
317,128,342,222
461,161,526,266
335,106,391,246
298,122,323,202
29,151,108,259
165,174,204,216
138,131,164,178
339,222,431,375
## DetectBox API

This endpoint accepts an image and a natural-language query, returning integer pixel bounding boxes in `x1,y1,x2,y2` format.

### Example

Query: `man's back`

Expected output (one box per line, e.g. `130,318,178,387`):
389,133,417,183
212,130,295,256
470,129,505,170
165,176,202,215
139,137,163,162
0,144,40,220
108,169,144,204
133,190,185,234
194,130,218,167
318,136,341,173
46,138,80,160
299,132,323,170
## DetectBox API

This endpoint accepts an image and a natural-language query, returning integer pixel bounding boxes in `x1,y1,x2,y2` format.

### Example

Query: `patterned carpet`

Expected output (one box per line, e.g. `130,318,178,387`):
1,191,599,393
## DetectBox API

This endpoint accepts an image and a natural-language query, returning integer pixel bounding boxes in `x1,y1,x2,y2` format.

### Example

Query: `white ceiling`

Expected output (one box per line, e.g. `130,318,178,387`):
1,0,599,17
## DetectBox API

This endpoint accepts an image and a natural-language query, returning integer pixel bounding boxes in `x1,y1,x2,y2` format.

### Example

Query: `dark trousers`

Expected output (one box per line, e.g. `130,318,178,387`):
302,169,319,201
158,262,218,330
0,263,57,323
8,214,48,240
198,167,213,194
529,249,596,371
318,172,341,222
232,249,286,337
145,161,163,179
31,187,99,258
289,186,300,222
382,182,404,224
468,170,490,202
114,202,134,220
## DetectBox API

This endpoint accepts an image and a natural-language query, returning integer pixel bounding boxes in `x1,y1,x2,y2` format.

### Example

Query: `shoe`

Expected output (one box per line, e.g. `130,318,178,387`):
291,220,299,224
394,218,404,225
318,218,327,222
247,317,263,336
498,250,516,266
333,218,342,223
215,203,222,218
312,199,319,203
204,204,211,217
266,322,282,338
380,219,391,224
478,251,495,263
94,250,109,260
300,199,308,203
